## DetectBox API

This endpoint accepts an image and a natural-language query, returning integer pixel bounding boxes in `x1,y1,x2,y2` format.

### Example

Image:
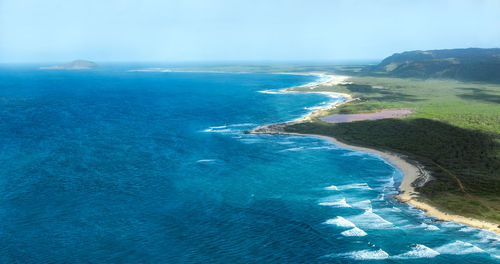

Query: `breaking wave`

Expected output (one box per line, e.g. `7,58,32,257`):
324,216,355,228
393,244,440,259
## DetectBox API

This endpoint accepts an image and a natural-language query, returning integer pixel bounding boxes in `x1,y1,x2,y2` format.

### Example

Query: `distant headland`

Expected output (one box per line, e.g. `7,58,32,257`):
40,60,99,70
366,48,500,82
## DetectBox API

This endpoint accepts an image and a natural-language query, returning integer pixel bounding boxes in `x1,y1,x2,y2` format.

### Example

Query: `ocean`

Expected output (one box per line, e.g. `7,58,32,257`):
0,66,499,263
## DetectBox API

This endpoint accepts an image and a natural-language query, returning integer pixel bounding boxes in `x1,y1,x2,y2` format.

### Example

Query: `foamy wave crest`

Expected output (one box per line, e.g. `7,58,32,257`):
324,185,338,191
319,198,351,208
341,227,367,237
228,123,256,127
257,89,286,94
338,249,389,260
196,159,216,163
475,230,500,244
458,226,478,232
351,200,372,210
440,222,463,228
307,146,336,150
349,209,394,229
238,138,263,144
304,106,323,111
279,147,305,152
435,240,484,255
417,223,440,231
324,216,355,228
202,125,231,133
425,225,440,231
382,175,395,188
341,151,370,157
338,183,372,191
202,123,256,134
393,244,440,259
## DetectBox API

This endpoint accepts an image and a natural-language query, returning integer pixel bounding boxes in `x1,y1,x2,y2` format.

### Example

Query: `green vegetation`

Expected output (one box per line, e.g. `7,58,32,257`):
164,63,372,74
287,76,500,223
161,59,500,223
366,48,500,83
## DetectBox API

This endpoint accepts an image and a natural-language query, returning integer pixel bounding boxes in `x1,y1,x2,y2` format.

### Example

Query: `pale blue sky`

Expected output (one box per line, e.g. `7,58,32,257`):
1,0,500,63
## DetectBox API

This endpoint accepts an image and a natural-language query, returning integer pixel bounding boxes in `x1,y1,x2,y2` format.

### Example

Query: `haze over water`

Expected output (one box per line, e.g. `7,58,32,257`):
0,67,498,263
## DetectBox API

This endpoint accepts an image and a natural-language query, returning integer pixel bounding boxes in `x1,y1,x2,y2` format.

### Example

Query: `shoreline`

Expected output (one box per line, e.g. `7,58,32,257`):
251,72,500,235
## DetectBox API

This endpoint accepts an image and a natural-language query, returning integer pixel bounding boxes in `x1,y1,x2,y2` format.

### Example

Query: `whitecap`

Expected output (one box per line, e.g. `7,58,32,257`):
202,127,232,133
319,198,351,208
425,224,440,231
196,159,216,163
348,209,394,229
338,183,373,191
257,90,285,94
238,138,263,144
475,230,500,244
324,185,338,191
209,125,227,129
393,244,440,259
415,223,440,231
382,176,395,188
278,147,305,152
435,240,484,255
308,146,336,150
351,200,372,210
324,216,355,228
341,227,367,237
304,106,323,110
227,123,256,127
458,226,478,232
340,249,389,260
342,151,369,157
440,222,463,228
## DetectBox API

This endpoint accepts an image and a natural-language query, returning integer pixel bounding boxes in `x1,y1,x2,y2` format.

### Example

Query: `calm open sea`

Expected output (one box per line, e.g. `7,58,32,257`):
0,66,499,263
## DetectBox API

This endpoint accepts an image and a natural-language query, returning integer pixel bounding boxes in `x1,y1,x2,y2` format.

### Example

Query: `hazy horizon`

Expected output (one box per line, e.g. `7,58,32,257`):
1,0,500,63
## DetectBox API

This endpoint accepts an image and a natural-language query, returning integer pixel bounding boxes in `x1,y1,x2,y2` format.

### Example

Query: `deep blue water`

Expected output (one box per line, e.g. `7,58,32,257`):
0,66,499,263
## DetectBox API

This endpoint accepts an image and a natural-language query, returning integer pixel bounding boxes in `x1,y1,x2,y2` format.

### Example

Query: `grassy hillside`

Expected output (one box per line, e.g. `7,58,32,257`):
287,76,500,223
368,48,500,82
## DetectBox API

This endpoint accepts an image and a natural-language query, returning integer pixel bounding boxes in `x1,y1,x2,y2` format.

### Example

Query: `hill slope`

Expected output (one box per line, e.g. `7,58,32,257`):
371,48,500,82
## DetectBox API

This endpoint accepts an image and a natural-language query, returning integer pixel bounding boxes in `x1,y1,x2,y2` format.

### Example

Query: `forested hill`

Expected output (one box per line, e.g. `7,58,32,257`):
370,48,500,82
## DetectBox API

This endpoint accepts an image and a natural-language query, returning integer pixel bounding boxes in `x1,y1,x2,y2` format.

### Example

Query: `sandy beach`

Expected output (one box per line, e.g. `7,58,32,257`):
252,72,500,235
287,132,500,235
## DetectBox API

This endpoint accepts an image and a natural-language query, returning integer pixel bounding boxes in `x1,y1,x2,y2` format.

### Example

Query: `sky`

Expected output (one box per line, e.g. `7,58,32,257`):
1,0,500,63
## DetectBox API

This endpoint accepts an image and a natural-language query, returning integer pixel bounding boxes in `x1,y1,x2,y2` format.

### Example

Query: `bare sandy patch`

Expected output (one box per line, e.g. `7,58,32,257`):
320,109,412,123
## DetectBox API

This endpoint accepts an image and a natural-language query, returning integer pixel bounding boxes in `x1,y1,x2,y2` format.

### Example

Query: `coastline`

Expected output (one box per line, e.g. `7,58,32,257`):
251,72,500,235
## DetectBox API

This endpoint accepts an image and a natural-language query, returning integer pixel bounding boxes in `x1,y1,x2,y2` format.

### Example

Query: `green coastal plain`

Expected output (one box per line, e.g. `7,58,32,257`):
287,74,500,224
171,49,500,224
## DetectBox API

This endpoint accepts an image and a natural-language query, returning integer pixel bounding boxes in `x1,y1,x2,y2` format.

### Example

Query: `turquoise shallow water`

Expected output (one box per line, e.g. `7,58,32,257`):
0,66,499,263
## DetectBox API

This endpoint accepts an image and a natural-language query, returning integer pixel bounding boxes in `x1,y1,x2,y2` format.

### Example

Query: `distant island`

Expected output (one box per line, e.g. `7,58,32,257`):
367,48,500,82
40,60,99,70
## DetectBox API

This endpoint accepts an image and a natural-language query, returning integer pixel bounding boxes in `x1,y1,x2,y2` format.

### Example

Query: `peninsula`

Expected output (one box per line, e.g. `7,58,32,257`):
249,48,500,234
